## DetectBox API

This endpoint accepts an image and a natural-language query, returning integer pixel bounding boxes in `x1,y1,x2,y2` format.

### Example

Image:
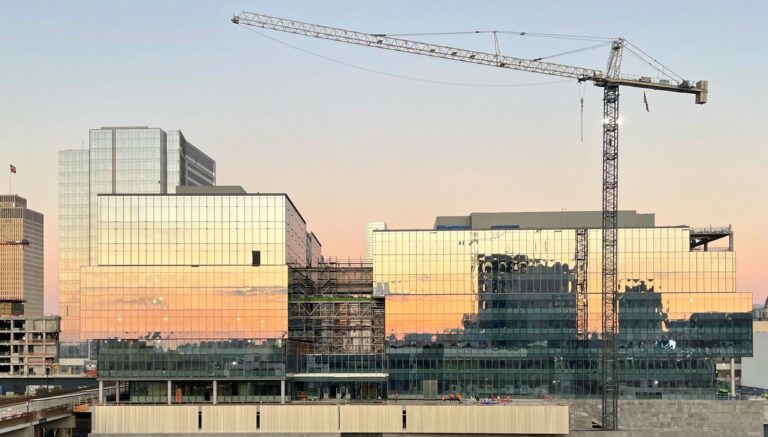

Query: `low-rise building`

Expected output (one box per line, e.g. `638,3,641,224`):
0,315,59,377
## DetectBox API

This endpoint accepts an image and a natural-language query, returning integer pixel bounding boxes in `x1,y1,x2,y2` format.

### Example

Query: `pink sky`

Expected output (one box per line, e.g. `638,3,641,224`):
0,2,765,312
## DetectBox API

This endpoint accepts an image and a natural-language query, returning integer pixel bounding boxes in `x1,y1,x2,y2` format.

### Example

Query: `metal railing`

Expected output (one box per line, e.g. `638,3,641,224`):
690,226,732,235
0,385,122,421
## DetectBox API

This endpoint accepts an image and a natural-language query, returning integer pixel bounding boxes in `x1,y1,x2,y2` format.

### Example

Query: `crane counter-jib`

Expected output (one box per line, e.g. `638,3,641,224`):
595,78,708,104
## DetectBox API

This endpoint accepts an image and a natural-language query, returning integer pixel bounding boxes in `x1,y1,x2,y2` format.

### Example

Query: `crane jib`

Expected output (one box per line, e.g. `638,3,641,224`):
233,11,707,104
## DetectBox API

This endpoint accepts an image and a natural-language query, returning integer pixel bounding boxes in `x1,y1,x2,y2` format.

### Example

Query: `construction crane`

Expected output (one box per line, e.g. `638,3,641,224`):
231,12,708,430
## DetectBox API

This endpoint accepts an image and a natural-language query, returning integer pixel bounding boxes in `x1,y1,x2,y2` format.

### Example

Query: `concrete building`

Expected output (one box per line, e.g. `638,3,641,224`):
0,195,44,317
0,315,59,377
59,126,216,349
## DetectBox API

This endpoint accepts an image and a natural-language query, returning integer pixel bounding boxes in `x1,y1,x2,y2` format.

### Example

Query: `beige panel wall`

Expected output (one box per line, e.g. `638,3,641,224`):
260,405,338,433
201,405,258,433
340,405,403,433
92,404,568,435
92,406,199,434
406,405,568,435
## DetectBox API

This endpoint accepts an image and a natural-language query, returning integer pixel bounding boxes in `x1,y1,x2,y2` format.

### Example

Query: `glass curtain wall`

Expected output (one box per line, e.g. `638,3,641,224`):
374,228,752,399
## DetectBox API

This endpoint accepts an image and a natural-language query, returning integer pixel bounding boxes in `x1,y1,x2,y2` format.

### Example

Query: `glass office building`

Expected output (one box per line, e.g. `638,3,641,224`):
59,127,216,344
166,130,216,193
89,187,322,402
373,211,752,399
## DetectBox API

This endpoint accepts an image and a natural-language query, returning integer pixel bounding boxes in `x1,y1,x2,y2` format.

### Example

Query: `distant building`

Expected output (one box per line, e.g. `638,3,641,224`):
59,127,216,344
0,315,59,377
165,130,216,193
0,195,56,378
365,222,387,262
0,195,44,317
753,299,767,320
741,320,768,391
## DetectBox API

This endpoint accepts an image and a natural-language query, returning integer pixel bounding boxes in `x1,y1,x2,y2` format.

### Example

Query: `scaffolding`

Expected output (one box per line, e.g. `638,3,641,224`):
288,262,384,356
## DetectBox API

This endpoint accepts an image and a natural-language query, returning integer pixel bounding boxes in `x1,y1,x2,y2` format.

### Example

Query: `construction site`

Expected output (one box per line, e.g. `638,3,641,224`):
2,5,762,437
287,261,386,400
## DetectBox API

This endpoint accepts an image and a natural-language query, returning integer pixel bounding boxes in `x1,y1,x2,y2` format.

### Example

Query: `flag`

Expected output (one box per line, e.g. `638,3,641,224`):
9,165,16,174
643,92,649,112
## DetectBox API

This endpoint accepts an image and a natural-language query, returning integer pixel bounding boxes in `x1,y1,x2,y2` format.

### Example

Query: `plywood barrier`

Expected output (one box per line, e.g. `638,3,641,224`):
340,405,403,433
405,405,569,435
201,405,258,433
92,405,198,434
260,404,338,433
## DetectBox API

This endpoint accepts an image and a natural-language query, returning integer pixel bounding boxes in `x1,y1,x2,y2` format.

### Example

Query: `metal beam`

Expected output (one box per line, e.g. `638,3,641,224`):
575,229,589,343
233,12,600,80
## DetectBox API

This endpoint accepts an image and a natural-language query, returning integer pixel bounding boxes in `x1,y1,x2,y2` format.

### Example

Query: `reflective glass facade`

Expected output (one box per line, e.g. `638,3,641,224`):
59,150,89,337
374,227,752,399
166,130,216,194
59,127,216,343
87,192,322,389
84,193,311,341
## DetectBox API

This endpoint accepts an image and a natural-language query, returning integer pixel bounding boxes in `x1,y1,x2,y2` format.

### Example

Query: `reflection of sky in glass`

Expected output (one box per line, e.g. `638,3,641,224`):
75,192,315,341
374,227,751,337
80,266,288,340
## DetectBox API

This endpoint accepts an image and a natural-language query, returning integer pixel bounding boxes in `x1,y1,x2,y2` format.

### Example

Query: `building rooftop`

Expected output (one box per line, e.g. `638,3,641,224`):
0,195,27,208
434,210,656,230
176,185,247,195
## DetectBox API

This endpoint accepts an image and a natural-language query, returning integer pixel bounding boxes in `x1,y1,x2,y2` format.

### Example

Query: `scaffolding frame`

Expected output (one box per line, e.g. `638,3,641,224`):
288,263,384,356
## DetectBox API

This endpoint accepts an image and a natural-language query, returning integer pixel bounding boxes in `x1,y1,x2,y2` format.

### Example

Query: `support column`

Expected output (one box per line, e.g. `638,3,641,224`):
167,380,172,405
114,381,119,405
98,380,103,405
730,357,736,397
280,379,286,404
212,380,217,405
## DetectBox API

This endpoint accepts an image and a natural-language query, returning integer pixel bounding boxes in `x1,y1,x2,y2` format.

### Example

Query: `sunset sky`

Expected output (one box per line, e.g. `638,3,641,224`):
1,0,766,312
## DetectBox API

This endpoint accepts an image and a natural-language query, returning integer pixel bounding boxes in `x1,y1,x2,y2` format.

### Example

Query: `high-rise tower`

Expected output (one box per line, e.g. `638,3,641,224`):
0,195,44,317
59,127,216,343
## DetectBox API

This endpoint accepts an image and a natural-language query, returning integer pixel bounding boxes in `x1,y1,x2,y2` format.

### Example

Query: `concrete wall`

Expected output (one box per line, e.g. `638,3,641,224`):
569,400,765,437
742,322,768,389
89,400,765,436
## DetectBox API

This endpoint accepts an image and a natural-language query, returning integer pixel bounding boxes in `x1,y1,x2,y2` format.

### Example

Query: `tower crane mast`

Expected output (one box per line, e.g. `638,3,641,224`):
231,12,708,430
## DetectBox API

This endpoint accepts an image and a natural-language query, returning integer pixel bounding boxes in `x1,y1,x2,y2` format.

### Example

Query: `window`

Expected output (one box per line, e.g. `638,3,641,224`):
252,251,261,266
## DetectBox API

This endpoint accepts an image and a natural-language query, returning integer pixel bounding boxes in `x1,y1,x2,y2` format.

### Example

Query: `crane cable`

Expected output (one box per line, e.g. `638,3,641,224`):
380,29,685,82
624,41,685,82
532,42,612,62
623,45,684,83
578,82,587,142
380,30,614,43
238,25,572,88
